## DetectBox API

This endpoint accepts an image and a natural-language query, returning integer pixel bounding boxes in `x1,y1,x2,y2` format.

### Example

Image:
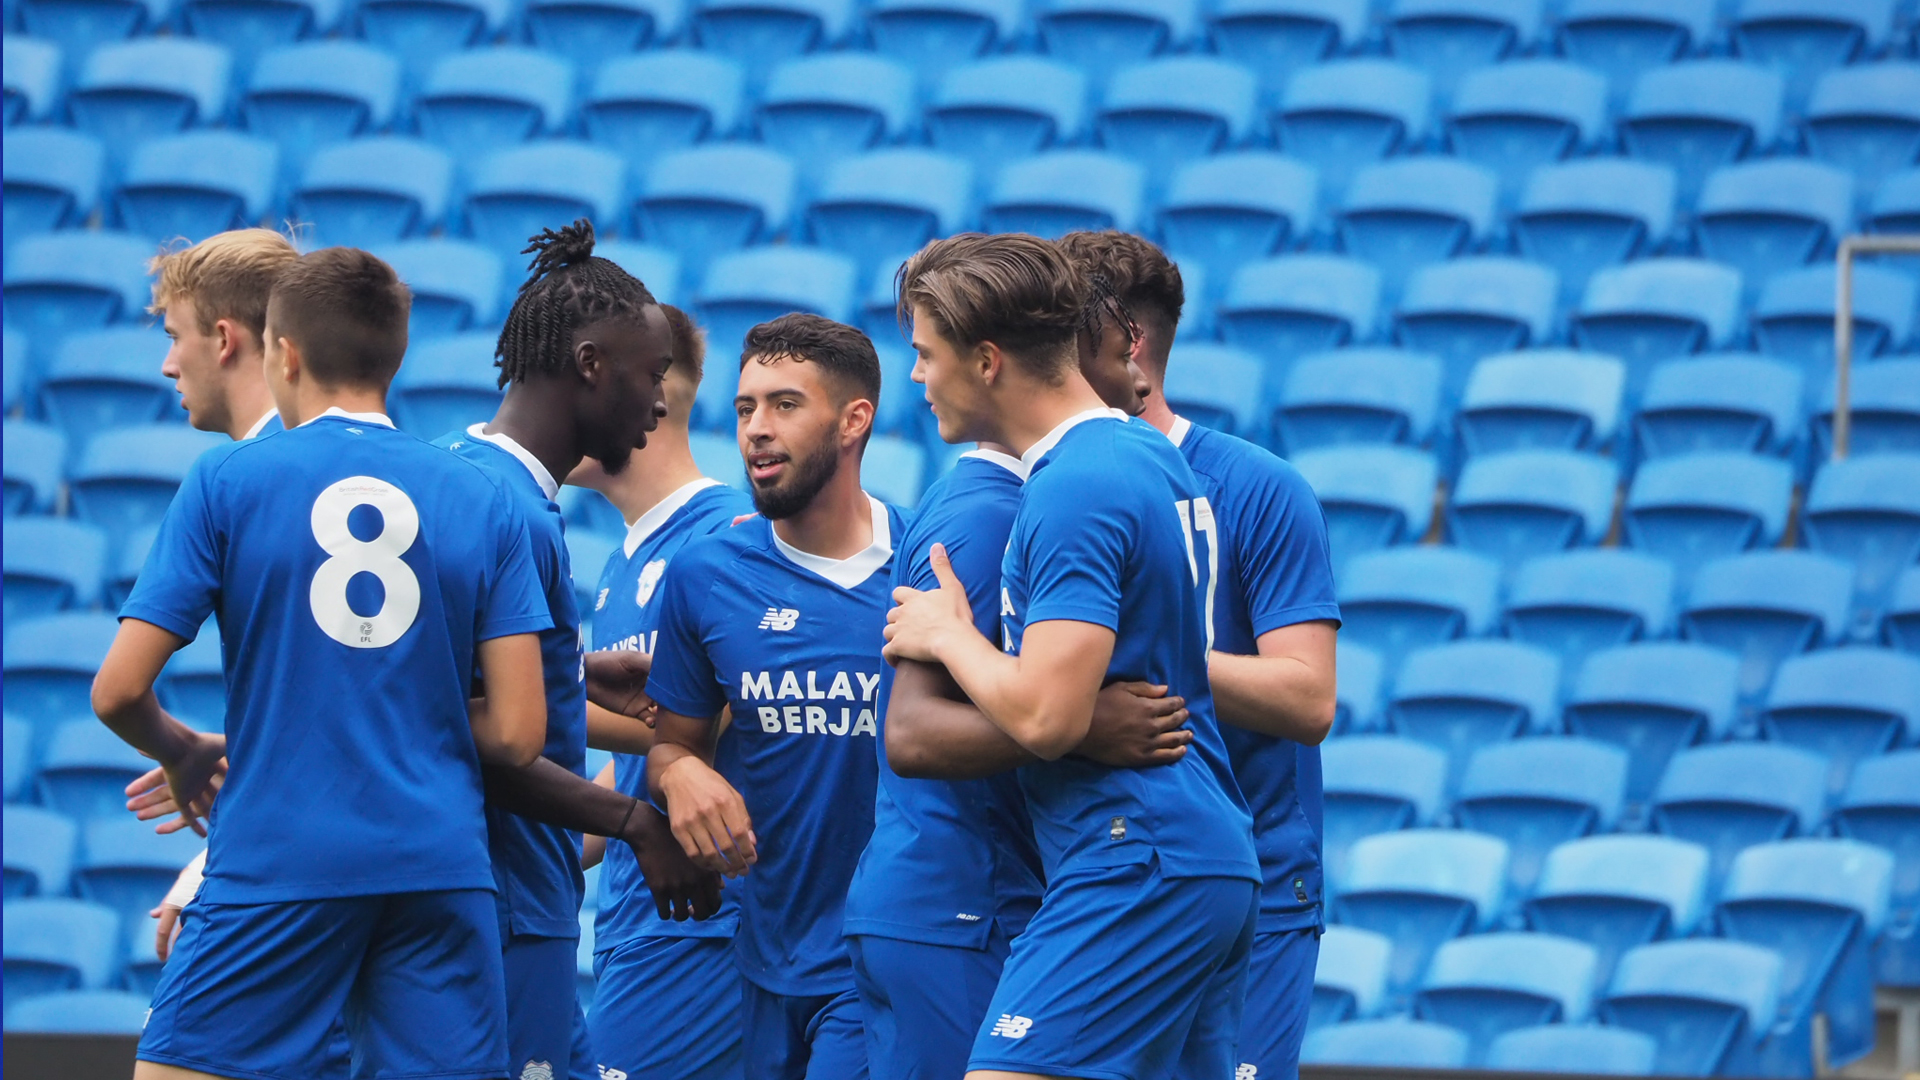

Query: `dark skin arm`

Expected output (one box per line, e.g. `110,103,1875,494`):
584,651,657,754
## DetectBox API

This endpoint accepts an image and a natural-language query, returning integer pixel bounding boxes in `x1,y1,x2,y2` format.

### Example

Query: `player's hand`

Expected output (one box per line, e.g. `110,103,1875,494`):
149,903,185,962
657,756,757,878
621,802,725,921
159,731,229,838
882,544,974,665
1077,682,1192,769
127,757,228,835
584,650,654,718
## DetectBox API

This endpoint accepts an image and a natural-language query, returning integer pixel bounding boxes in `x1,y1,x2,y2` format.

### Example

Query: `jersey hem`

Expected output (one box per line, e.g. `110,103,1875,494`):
1249,602,1343,638
736,965,857,1000
199,874,497,904
841,916,992,950
593,921,740,956
136,1050,506,1080
965,1057,1141,1080
1256,906,1326,934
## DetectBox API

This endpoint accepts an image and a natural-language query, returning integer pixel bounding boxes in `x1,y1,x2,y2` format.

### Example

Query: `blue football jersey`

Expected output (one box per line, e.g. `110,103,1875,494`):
845,451,1044,949
1171,418,1341,931
121,410,552,904
435,426,590,938
1000,411,1258,883
646,498,903,997
589,478,753,952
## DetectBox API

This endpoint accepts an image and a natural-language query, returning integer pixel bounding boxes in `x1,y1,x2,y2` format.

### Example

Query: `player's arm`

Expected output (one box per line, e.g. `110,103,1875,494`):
583,649,659,754
91,619,227,837
1208,621,1339,743
648,709,755,878
581,760,616,869
471,633,548,766
587,701,655,755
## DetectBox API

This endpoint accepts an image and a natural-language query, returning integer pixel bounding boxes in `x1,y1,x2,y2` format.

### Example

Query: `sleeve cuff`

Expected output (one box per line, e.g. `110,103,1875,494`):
117,605,204,643
476,613,556,641
1249,603,1344,638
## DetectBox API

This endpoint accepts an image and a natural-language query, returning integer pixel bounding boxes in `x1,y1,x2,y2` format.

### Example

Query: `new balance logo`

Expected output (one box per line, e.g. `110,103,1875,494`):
758,608,800,631
597,1067,629,1080
1236,1066,1258,1080
989,1015,1033,1039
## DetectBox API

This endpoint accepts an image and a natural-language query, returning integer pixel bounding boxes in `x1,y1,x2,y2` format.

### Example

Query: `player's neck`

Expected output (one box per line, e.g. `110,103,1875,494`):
1138,387,1178,436
222,365,277,441
770,461,872,560
995,375,1110,459
1136,335,1178,436
598,424,706,524
285,382,387,425
487,390,584,489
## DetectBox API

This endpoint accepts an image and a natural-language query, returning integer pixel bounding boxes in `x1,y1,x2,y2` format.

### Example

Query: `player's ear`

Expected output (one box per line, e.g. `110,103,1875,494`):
277,334,303,385
212,317,241,368
573,337,600,385
975,340,1003,386
843,395,875,447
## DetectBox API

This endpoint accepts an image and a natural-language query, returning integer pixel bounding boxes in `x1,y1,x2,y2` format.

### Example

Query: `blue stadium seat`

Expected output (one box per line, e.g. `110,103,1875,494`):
1390,641,1560,793
1868,167,1920,238
1220,255,1381,367
464,143,625,274
1303,1019,1471,1068
594,241,681,307
3,328,21,415
1206,0,1366,106
1562,643,1741,813
115,130,278,244
1600,939,1787,1077
2,613,121,735
1681,550,1854,709
691,0,850,77
1761,647,1920,803
1557,0,1714,109
67,40,232,175
1570,259,1743,393
4,718,30,802
1696,160,1854,303
582,51,745,169
1814,358,1920,459
3,806,77,897
633,144,797,282
180,0,343,85
1320,737,1448,886
577,908,596,1009
74,819,205,933
925,57,1087,183
1806,63,1920,210
1383,0,1542,103
523,0,681,81
1036,0,1197,82
2,518,107,623
4,128,104,244
388,333,502,439
1337,158,1499,301
3,35,62,126
1455,349,1621,458
377,240,502,342
1831,750,1920,986
15,0,164,82
1753,264,1915,372
1637,354,1803,461
355,0,511,92
1,899,120,1013
872,345,924,438
808,150,971,281
1485,1025,1658,1075
1620,60,1785,206
1446,60,1608,205
1334,544,1496,677
1311,924,1393,1030
69,426,223,552
1333,640,1386,734
6,989,154,1033
1396,263,1561,411
688,430,747,489
1652,743,1828,896
983,151,1146,239
1446,450,1617,568
293,138,453,251
1161,343,1260,436
866,0,1020,90
1455,739,1628,901
416,48,573,166
2,231,158,376
1512,158,1676,310
1157,152,1316,308
1622,452,1793,586
1719,838,1894,1070
1096,57,1257,191
696,247,857,397
158,628,225,727
864,434,927,509
556,486,626,539
1802,454,1920,633
1273,347,1441,454
1274,59,1432,207
1292,447,1441,580
1887,567,1920,654
1504,551,1674,692
2,421,65,516
241,42,399,187
126,919,170,992
1414,932,1597,1064
566,530,618,615
757,53,914,192
1524,834,1711,992
1732,0,1896,116
36,721,150,822
1334,829,1510,1001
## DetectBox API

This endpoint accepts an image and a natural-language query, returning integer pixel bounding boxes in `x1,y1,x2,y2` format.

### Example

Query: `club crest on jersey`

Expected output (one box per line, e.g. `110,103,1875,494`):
519,1062,554,1080
757,607,800,631
989,1015,1033,1039
635,559,666,608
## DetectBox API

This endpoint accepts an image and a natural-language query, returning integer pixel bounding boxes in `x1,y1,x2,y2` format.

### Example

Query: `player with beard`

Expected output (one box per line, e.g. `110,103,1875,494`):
646,314,899,1080
1059,230,1339,1080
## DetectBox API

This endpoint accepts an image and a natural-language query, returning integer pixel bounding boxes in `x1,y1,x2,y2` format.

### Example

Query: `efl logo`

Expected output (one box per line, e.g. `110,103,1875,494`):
989,1015,1033,1040
758,607,800,631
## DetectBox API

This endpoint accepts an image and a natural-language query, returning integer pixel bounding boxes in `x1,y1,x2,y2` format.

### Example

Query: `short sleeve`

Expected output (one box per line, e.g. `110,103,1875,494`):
643,547,727,720
1234,461,1342,640
120,452,225,639
477,488,556,641
1019,469,1129,632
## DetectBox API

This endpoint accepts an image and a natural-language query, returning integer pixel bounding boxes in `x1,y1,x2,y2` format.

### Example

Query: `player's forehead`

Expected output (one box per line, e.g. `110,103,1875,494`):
735,352,825,399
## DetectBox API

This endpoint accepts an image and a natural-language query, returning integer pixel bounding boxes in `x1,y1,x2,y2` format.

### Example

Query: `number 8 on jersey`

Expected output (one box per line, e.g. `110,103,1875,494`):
310,477,422,649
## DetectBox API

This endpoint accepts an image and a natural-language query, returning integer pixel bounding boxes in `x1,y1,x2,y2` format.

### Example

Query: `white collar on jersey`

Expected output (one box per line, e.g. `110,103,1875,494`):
1019,407,1126,470
464,423,558,501
1166,415,1192,448
241,409,279,440
624,477,724,557
301,406,395,429
770,494,892,590
960,446,1029,481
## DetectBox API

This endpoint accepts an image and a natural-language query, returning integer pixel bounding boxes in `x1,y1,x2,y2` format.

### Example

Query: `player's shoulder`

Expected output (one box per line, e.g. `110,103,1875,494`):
683,482,756,533
1183,422,1317,503
678,510,771,566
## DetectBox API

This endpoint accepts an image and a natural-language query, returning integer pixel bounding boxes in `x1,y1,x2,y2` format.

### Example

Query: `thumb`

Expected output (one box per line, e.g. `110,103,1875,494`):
928,543,967,601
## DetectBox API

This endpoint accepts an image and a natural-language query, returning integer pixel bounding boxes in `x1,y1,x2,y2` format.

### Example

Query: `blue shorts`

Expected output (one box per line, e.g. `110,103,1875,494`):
1235,928,1320,1080
570,1001,594,1080
140,890,508,1080
589,935,743,1080
847,932,1008,1080
741,980,868,1080
504,931,580,1080
968,859,1258,1080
